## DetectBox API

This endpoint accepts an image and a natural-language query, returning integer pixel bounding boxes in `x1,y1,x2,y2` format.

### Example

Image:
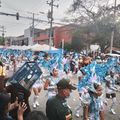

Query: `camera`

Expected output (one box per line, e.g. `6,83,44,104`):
18,91,24,103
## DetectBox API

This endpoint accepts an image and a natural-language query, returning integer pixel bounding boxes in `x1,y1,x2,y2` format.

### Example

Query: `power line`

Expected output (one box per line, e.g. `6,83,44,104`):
2,1,47,17
0,11,66,25
1,0,19,12
1,1,68,26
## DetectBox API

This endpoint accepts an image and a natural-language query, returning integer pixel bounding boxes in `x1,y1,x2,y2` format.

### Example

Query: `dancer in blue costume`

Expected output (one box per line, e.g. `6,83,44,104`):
44,68,61,99
83,83,105,120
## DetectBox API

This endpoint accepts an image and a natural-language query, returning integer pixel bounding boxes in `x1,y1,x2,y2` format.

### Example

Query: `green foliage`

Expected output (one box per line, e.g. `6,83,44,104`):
66,0,120,52
71,20,120,52
0,36,5,45
71,27,89,51
64,43,72,51
71,24,96,52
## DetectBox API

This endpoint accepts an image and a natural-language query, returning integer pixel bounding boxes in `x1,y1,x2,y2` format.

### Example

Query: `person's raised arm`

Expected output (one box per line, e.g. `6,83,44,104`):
17,102,27,120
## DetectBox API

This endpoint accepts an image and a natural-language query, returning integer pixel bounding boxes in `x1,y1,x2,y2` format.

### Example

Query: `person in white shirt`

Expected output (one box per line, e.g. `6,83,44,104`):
32,76,43,108
32,56,43,108
75,69,86,118
105,71,118,115
44,68,61,99
83,83,105,120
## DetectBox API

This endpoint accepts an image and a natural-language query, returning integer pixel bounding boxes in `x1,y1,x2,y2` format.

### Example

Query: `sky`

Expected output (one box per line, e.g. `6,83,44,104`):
0,0,73,36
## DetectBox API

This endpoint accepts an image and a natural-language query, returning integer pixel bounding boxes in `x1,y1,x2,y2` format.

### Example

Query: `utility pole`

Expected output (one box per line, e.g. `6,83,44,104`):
110,0,117,54
0,26,6,45
0,12,65,25
62,39,64,55
2,26,5,45
22,12,36,45
0,0,1,7
2,26,5,38
47,0,58,50
32,13,35,45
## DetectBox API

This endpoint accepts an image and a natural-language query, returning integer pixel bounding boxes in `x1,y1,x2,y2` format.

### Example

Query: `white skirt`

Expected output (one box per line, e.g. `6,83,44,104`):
32,79,43,88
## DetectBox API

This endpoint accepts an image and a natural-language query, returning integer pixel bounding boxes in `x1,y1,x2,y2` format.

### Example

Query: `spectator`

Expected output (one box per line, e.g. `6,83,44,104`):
25,111,48,120
105,71,118,114
6,84,31,120
75,69,86,118
0,91,27,120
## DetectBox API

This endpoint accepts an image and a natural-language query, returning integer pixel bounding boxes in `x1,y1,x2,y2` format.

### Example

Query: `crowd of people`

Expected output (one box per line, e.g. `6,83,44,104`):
0,49,120,120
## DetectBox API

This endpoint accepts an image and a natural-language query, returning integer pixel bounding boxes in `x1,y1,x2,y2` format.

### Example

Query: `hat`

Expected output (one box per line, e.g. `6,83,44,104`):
57,79,76,90
88,82,101,93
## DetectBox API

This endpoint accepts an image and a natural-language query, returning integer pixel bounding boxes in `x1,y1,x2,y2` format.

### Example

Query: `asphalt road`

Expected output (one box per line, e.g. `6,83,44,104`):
29,75,120,120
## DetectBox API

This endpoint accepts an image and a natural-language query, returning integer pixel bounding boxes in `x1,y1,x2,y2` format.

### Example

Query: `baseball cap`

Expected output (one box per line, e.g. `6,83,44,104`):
57,78,76,90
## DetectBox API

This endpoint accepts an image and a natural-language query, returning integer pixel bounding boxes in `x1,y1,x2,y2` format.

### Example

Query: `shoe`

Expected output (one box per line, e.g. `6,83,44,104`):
75,113,80,118
67,105,71,109
110,109,116,115
35,101,40,107
32,103,37,108
73,72,75,74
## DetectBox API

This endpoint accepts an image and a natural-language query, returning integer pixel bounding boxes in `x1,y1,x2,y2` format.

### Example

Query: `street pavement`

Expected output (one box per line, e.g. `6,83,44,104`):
29,75,120,120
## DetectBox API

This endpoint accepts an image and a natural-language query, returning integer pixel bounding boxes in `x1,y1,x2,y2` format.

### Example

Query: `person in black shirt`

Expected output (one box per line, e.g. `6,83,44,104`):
46,78,76,120
0,91,27,120
25,111,48,120
6,84,31,120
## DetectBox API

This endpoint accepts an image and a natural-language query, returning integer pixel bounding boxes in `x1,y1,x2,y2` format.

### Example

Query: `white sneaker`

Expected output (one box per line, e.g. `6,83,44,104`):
75,113,80,118
35,101,40,107
110,109,116,115
73,72,76,74
32,103,37,108
67,105,71,109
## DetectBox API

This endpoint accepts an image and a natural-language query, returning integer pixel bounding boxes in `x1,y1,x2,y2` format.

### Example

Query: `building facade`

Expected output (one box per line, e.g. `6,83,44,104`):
34,24,76,48
54,24,75,48
5,27,41,46
5,24,76,48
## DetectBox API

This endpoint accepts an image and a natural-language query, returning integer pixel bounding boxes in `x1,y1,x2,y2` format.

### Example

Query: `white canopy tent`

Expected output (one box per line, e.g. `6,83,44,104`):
0,45,4,48
1,44,58,51
30,44,58,51
7,45,31,50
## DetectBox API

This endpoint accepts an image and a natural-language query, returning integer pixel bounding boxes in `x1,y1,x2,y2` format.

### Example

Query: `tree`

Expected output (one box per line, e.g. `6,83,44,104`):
71,35,84,52
68,0,120,24
65,0,120,52
71,25,95,52
0,36,4,45
70,19,120,52
64,43,72,51
90,18,120,52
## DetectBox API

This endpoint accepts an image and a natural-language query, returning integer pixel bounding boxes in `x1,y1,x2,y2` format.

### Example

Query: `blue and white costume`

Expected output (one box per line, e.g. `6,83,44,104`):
47,76,61,99
88,94,104,120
